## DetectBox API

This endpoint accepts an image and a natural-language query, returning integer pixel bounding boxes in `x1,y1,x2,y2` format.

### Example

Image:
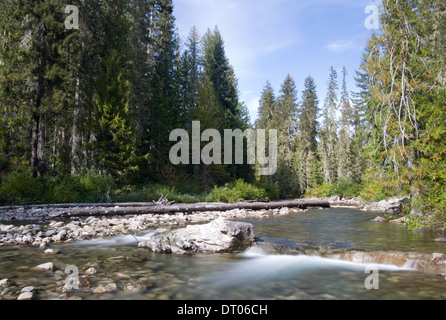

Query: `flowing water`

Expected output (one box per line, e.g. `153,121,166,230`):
1,207,446,300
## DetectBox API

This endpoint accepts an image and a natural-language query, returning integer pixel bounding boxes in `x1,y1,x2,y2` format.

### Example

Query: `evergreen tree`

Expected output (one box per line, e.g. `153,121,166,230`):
276,74,298,196
337,66,353,182
91,50,136,181
294,76,320,194
146,0,181,180
319,66,339,185
350,41,375,184
202,27,241,127
363,0,446,218
180,27,202,123
255,81,277,185
255,81,277,131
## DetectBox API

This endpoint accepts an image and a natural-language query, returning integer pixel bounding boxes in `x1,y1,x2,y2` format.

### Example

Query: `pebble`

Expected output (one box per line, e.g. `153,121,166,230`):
21,286,35,293
92,286,109,294
0,279,10,287
17,291,34,300
123,283,142,292
32,262,54,271
85,267,97,275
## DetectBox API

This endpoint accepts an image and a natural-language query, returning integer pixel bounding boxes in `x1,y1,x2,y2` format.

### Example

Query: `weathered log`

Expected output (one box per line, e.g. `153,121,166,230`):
0,202,157,211
49,199,330,218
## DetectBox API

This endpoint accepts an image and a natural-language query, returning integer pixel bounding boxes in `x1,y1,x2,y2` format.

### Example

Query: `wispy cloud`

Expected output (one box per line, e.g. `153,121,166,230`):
324,40,356,53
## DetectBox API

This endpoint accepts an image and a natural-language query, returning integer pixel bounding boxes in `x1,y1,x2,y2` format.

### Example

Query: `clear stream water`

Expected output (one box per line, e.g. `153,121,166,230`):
1,207,446,300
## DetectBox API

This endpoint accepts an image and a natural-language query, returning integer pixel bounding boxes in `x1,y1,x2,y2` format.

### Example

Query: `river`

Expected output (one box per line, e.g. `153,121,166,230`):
1,207,446,300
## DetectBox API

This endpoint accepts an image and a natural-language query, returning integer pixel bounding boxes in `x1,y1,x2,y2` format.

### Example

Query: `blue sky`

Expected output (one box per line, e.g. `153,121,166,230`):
174,0,378,122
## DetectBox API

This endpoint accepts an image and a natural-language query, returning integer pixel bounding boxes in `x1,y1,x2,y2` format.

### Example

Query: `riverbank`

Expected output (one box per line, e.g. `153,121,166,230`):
0,206,307,247
0,195,430,247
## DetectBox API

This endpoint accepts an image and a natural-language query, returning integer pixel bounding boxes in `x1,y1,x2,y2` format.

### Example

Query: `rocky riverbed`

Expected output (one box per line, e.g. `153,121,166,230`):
2,202,446,301
0,206,304,247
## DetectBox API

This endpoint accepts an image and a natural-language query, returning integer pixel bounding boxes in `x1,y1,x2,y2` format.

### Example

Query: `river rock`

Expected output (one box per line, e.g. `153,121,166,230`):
371,216,387,223
85,267,97,275
138,236,172,253
92,285,110,294
173,219,255,253
32,262,54,271
21,286,35,293
17,291,34,300
0,279,10,287
361,197,409,214
138,219,255,254
45,229,57,237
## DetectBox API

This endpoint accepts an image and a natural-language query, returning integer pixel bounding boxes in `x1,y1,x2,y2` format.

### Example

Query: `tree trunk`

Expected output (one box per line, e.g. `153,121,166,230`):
31,24,47,177
49,199,330,218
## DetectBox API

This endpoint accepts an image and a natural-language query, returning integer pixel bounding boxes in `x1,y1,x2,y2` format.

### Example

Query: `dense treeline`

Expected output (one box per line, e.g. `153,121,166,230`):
0,0,253,204
363,0,446,227
256,0,446,228
255,67,366,199
0,0,445,229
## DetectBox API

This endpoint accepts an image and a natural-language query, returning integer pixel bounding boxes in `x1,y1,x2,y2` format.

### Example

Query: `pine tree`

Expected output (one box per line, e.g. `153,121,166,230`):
337,66,353,182
0,0,31,173
180,26,202,123
351,41,374,184
276,74,298,196
202,27,241,127
255,81,277,130
294,76,320,194
2,0,71,177
146,0,181,180
91,50,136,181
319,66,339,185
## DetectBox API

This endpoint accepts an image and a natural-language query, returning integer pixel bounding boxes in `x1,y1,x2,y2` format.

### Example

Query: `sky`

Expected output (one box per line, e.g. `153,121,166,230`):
173,0,378,122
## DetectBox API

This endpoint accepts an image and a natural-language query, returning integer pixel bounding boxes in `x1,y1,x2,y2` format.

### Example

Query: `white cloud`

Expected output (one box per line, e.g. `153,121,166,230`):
324,40,356,53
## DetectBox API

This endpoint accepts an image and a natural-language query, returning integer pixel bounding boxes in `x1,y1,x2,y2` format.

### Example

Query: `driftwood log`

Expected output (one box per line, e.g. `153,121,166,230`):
49,199,330,218
0,203,157,211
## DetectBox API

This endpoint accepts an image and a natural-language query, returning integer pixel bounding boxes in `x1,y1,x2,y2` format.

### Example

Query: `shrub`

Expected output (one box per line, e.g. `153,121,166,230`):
333,179,363,198
0,171,44,205
205,179,269,203
79,170,116,194
305,183,336,198
359,181,388,202
46,174,84,204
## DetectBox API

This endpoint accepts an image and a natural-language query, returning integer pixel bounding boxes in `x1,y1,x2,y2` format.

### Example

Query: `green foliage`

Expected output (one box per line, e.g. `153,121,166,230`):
0,171,44,205
44,175,85,204
359,181,389,202
305,183,336,198
78,170,116,194
0,170,117,205
333,180,363,198
42,171,116,204
205,179,273,203
402,215,425,231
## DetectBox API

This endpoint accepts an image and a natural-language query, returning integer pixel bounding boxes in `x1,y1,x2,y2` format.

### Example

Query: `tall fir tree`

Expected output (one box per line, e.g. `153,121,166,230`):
276,74,298,196
294,75,320,194
319,66,339,185
337,66,353,182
